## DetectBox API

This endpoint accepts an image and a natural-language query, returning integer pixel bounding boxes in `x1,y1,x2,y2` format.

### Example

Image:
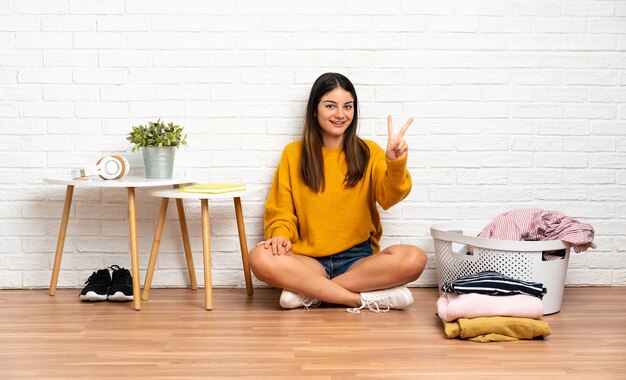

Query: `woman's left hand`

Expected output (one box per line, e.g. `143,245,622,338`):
386,115,413,161
257,236,292,255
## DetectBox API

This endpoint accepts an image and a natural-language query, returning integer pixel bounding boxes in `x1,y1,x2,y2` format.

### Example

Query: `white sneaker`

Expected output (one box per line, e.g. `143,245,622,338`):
347,286,414,314
279,289,321,310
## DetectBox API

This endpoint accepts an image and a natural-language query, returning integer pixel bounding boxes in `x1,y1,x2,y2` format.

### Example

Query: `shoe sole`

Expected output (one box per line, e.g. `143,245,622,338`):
108,291,133,302
79,291,108,302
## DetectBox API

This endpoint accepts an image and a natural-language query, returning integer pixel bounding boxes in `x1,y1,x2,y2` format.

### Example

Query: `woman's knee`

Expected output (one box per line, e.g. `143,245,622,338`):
387,244,428,281
248,245,272,277
248,244,287,282
407,245,428,277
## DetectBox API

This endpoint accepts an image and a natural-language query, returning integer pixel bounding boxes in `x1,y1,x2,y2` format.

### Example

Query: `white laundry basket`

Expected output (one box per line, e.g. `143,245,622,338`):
430,221,571,315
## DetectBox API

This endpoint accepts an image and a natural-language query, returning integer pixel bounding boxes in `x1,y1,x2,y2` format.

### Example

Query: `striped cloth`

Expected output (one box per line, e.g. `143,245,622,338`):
478,208,596,253
441,271,547,299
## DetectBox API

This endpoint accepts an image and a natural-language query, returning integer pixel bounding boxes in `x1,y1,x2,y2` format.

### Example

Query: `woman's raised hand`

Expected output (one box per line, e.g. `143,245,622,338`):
386,115,413,161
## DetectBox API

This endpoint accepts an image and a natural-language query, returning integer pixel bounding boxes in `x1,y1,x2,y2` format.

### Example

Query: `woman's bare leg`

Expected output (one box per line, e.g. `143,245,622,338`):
248,245,362,307
332,244,427,292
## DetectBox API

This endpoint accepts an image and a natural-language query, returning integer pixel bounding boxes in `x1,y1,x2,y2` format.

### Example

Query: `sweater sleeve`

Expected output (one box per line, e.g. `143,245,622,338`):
370,143,412,210
263,149,299,242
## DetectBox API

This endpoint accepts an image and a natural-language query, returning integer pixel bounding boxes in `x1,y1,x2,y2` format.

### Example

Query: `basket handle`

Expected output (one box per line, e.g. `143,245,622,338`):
430,223,571,252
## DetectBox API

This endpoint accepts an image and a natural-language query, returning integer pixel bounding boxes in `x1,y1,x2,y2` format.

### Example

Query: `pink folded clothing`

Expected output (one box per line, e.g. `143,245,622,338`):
437,293,544,322
478,208,596,253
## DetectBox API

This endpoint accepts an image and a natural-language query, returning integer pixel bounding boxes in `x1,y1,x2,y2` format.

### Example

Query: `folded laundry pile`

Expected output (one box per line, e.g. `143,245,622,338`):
437,271,551,343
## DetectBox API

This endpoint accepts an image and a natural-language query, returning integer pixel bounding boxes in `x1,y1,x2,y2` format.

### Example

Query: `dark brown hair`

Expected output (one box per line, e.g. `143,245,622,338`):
300,72,370,192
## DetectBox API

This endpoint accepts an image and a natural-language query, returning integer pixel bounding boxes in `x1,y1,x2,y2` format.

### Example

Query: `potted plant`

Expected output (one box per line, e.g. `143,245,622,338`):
127,120,188,179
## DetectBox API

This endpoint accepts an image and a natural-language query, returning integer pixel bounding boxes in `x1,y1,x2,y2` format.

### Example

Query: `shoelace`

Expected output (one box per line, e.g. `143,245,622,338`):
109,265,132,284
110,265,130,276
84,272,97,285
302,297,318,311
346,298,392,315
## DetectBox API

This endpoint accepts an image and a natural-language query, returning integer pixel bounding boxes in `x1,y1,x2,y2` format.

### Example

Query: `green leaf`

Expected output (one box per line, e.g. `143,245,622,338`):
126,120,188,152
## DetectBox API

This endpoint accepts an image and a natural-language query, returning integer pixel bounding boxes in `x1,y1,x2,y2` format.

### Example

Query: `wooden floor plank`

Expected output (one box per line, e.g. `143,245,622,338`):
0,287,624,379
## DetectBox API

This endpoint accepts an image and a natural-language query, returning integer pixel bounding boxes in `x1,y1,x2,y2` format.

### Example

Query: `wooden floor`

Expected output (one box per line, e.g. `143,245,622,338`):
0,287,625,380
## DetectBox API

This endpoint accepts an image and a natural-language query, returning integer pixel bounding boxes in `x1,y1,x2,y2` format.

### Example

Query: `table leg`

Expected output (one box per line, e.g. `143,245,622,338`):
201,199,212,310
142,197,169,301
175,198,198,290
127,187,141,311
49,185,74,296
234,197,253,296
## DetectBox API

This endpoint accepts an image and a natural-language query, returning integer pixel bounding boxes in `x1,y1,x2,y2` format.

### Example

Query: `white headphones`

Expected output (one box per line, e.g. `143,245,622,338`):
96,155,129,180
72,155,130,180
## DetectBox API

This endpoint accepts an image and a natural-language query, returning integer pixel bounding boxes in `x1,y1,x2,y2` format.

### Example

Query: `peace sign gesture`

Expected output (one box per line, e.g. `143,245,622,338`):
386,115,413,161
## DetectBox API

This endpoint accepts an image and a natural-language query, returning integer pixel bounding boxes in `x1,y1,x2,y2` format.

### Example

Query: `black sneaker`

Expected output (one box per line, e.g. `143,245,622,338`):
79,269,111,301
108,265,134,302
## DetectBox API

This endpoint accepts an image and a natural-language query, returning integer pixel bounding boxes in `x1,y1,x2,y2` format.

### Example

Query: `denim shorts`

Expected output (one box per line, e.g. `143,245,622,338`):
315,240,373,279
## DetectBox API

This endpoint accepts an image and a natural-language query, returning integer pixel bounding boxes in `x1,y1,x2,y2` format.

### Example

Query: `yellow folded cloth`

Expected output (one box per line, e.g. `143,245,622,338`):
178,183,247,194
442,316,552,342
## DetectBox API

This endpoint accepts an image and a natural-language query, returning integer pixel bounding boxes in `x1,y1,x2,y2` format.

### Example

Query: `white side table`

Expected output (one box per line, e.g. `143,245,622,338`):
142,188,254,310
44,176,192,311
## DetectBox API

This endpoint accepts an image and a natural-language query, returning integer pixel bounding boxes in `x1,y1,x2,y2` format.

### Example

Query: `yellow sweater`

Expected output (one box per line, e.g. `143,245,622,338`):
264,139,412,257
442,316,552,342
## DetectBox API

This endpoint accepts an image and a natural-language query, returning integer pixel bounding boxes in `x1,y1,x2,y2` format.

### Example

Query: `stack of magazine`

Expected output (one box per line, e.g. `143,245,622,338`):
178,183,247,194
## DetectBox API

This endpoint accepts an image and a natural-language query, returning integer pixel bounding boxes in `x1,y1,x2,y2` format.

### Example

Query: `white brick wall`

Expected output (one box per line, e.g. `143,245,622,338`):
1,0,625,289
